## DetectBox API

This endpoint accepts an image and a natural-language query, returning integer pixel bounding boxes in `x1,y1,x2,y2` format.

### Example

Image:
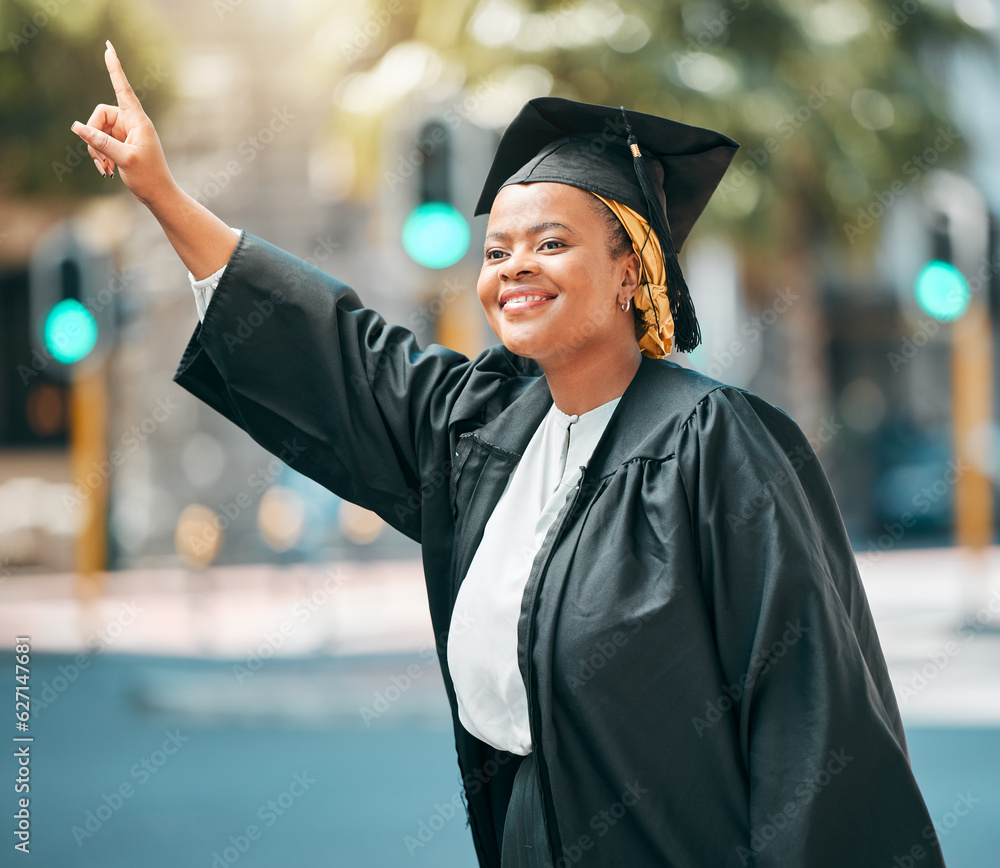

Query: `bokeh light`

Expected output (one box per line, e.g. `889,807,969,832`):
174,504,223,568
257,485,306,553
914,261,971,321
44,299,98,364
402,202,470,268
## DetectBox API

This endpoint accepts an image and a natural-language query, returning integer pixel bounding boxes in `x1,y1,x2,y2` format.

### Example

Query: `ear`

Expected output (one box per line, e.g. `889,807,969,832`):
618,250,640,299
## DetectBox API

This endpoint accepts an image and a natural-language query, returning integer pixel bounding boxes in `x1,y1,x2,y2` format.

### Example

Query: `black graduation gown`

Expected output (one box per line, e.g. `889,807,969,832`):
173,232,946,868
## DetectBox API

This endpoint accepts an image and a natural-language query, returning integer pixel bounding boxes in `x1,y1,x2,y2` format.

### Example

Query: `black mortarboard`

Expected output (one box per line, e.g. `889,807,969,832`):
475,97,739,352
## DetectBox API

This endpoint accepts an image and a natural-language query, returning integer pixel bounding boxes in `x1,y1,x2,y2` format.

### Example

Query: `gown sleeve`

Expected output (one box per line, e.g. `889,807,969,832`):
172,231,472,541
676,386,944,868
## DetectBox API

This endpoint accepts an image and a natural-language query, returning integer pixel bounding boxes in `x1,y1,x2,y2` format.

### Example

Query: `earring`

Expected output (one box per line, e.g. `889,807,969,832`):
621,299,631,312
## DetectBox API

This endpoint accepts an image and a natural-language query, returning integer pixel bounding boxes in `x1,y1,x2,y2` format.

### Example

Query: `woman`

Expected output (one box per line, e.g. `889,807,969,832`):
73,42,945,868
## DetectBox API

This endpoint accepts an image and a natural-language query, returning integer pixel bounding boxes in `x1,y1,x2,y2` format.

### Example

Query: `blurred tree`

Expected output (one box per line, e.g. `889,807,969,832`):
0,0,172,198
324,0,984,432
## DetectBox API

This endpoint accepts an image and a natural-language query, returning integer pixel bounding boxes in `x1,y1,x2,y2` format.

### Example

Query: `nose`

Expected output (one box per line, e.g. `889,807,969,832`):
499,246,539,281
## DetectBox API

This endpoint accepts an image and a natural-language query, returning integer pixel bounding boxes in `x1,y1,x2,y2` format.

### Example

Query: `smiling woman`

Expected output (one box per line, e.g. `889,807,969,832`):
477,182,642,413
73,42,946,868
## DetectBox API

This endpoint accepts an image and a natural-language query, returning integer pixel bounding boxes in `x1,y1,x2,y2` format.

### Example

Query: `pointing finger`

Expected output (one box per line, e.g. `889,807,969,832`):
105,39,142,111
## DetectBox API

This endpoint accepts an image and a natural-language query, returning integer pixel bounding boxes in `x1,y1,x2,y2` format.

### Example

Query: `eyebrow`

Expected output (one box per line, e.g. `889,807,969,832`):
485,222,576,242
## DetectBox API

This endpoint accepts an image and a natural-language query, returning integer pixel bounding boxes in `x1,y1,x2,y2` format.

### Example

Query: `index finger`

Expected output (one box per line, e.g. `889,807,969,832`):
104,40,141,111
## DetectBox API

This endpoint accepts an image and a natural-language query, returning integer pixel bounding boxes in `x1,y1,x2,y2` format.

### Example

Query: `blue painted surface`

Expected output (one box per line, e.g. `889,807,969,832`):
3,652,477,867
905,726,1000,867
2,652,997,867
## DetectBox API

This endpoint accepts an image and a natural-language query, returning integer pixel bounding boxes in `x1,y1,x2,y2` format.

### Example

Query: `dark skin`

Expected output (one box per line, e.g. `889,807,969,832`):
73,47,644,417
72,42,239,279
479,182,642,417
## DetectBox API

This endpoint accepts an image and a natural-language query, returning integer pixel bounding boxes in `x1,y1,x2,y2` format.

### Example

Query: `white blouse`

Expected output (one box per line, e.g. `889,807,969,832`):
189,263,228,322
188,261,620,756
446,396,620,755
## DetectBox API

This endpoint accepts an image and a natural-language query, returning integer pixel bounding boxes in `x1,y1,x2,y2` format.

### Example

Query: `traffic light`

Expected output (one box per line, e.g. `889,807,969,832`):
914,172,994,549
401,120,470,269
913,211,970,322
913,209,970,321
908,172,990,323
0,268,68,446
27,221,117,584
28,221,115,379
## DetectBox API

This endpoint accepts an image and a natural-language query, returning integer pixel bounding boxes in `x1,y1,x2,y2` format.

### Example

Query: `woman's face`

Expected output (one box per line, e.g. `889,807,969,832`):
477,182,637,367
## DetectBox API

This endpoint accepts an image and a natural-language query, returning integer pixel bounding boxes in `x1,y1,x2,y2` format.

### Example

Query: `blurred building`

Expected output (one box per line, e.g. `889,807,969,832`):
4,0,1000,574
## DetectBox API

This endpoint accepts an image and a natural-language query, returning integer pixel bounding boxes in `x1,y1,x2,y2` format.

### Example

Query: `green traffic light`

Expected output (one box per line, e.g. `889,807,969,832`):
44,299,98,363
402,202,470,269
914,260,970,321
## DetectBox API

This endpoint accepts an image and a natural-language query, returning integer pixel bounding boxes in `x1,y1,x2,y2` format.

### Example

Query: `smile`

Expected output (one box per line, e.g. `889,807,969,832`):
500,293,555,311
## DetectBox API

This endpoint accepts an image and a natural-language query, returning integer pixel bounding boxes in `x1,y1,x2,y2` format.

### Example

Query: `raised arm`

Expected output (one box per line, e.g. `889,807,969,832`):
71,41,238,279
72,40,491,544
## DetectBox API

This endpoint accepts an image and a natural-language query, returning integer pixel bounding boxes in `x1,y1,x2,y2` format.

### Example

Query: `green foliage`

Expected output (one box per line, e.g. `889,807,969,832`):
344,0,986,258
0,0,173,198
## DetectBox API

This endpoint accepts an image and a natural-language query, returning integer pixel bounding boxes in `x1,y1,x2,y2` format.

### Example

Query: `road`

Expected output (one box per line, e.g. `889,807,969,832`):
1,548,998,866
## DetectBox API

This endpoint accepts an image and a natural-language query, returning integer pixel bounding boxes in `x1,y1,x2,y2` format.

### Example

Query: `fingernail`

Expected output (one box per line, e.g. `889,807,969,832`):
106,39,115,53
71,121,82,132
93,158,107,177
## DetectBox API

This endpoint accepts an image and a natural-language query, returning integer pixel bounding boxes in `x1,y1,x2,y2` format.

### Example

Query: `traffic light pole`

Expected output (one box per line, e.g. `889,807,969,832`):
71,359,109,600
918,174,995,552
29,220,116,595
952,299,993,548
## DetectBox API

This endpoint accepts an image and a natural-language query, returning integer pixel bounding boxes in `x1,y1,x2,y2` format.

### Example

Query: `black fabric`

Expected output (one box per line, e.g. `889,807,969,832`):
502,753,554,868
497,134,664,227
474,97,739,252
173,232,946,868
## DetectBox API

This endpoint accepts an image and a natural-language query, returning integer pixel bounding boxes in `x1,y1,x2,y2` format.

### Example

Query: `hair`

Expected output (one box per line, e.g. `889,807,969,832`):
588,196,654,343
588,196,632,260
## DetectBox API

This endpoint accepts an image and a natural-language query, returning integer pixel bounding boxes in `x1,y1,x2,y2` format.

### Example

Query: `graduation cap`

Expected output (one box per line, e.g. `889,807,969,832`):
474,97,739,352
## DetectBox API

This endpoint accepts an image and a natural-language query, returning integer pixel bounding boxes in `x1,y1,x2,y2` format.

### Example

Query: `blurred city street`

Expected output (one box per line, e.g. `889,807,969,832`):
6,0,1000,865
1,546,998,866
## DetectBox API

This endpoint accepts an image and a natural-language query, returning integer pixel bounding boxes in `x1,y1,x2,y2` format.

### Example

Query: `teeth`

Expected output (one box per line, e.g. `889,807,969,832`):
504,295,549,305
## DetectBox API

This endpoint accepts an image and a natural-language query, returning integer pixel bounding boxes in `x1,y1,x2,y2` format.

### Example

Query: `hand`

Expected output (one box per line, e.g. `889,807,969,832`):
71,41,178,208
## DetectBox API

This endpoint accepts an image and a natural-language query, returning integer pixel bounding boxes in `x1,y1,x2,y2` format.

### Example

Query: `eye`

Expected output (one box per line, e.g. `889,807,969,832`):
540,239,565,251
484,248,507,261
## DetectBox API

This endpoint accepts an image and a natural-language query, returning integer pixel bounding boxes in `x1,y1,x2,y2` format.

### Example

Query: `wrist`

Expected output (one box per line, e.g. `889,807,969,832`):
141,174,186,218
